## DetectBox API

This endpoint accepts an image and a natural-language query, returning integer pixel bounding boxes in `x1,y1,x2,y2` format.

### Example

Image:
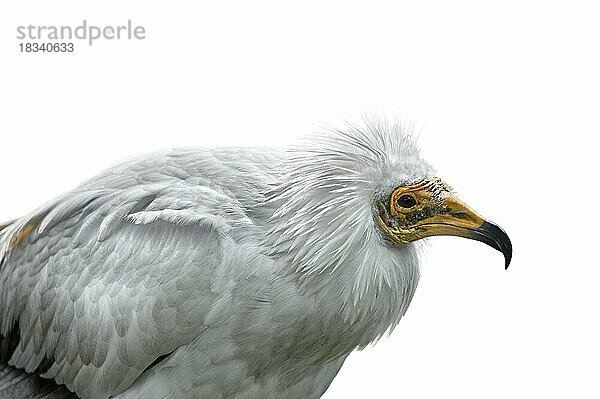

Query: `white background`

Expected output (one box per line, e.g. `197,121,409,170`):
0,1,598,398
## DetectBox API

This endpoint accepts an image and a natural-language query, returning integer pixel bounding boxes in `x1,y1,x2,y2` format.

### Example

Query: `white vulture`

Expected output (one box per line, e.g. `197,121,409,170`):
0,121,511,399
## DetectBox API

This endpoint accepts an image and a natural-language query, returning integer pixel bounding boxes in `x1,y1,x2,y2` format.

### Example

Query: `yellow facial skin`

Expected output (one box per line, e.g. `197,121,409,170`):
376,178,512,268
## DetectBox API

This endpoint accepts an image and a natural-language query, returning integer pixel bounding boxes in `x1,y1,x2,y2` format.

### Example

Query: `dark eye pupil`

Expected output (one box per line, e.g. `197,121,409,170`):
397,195,417,208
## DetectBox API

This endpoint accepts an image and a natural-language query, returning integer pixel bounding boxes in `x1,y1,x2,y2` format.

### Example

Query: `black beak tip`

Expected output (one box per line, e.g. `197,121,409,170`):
504,251,512,270
478,221,512,270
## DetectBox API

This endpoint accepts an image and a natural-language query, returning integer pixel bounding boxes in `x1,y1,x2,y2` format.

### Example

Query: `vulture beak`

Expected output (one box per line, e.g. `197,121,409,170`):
419,196,512,269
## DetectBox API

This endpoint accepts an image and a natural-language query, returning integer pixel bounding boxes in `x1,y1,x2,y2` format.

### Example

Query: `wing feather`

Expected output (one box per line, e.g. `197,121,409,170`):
0,149,272,398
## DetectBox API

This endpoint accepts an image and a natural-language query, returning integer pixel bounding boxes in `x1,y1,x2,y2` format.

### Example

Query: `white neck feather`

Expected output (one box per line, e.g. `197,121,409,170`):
264,121,431,343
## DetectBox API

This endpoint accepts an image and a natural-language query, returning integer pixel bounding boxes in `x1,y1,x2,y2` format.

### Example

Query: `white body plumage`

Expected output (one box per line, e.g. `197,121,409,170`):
0,123,431,398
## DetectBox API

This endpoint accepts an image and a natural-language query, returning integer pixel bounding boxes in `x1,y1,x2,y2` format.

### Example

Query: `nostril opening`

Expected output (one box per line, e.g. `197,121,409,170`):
452,210,469,219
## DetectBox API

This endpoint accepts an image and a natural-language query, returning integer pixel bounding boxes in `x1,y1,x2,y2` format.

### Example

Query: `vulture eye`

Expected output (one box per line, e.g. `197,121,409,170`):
397,194,417,209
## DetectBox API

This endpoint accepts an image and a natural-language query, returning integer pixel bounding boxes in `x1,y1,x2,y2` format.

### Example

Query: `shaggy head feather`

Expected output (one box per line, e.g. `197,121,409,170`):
266,121,434,335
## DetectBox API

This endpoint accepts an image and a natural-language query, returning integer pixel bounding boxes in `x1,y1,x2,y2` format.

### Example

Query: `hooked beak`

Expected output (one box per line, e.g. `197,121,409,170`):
417,196,512,269
464,220,512,269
